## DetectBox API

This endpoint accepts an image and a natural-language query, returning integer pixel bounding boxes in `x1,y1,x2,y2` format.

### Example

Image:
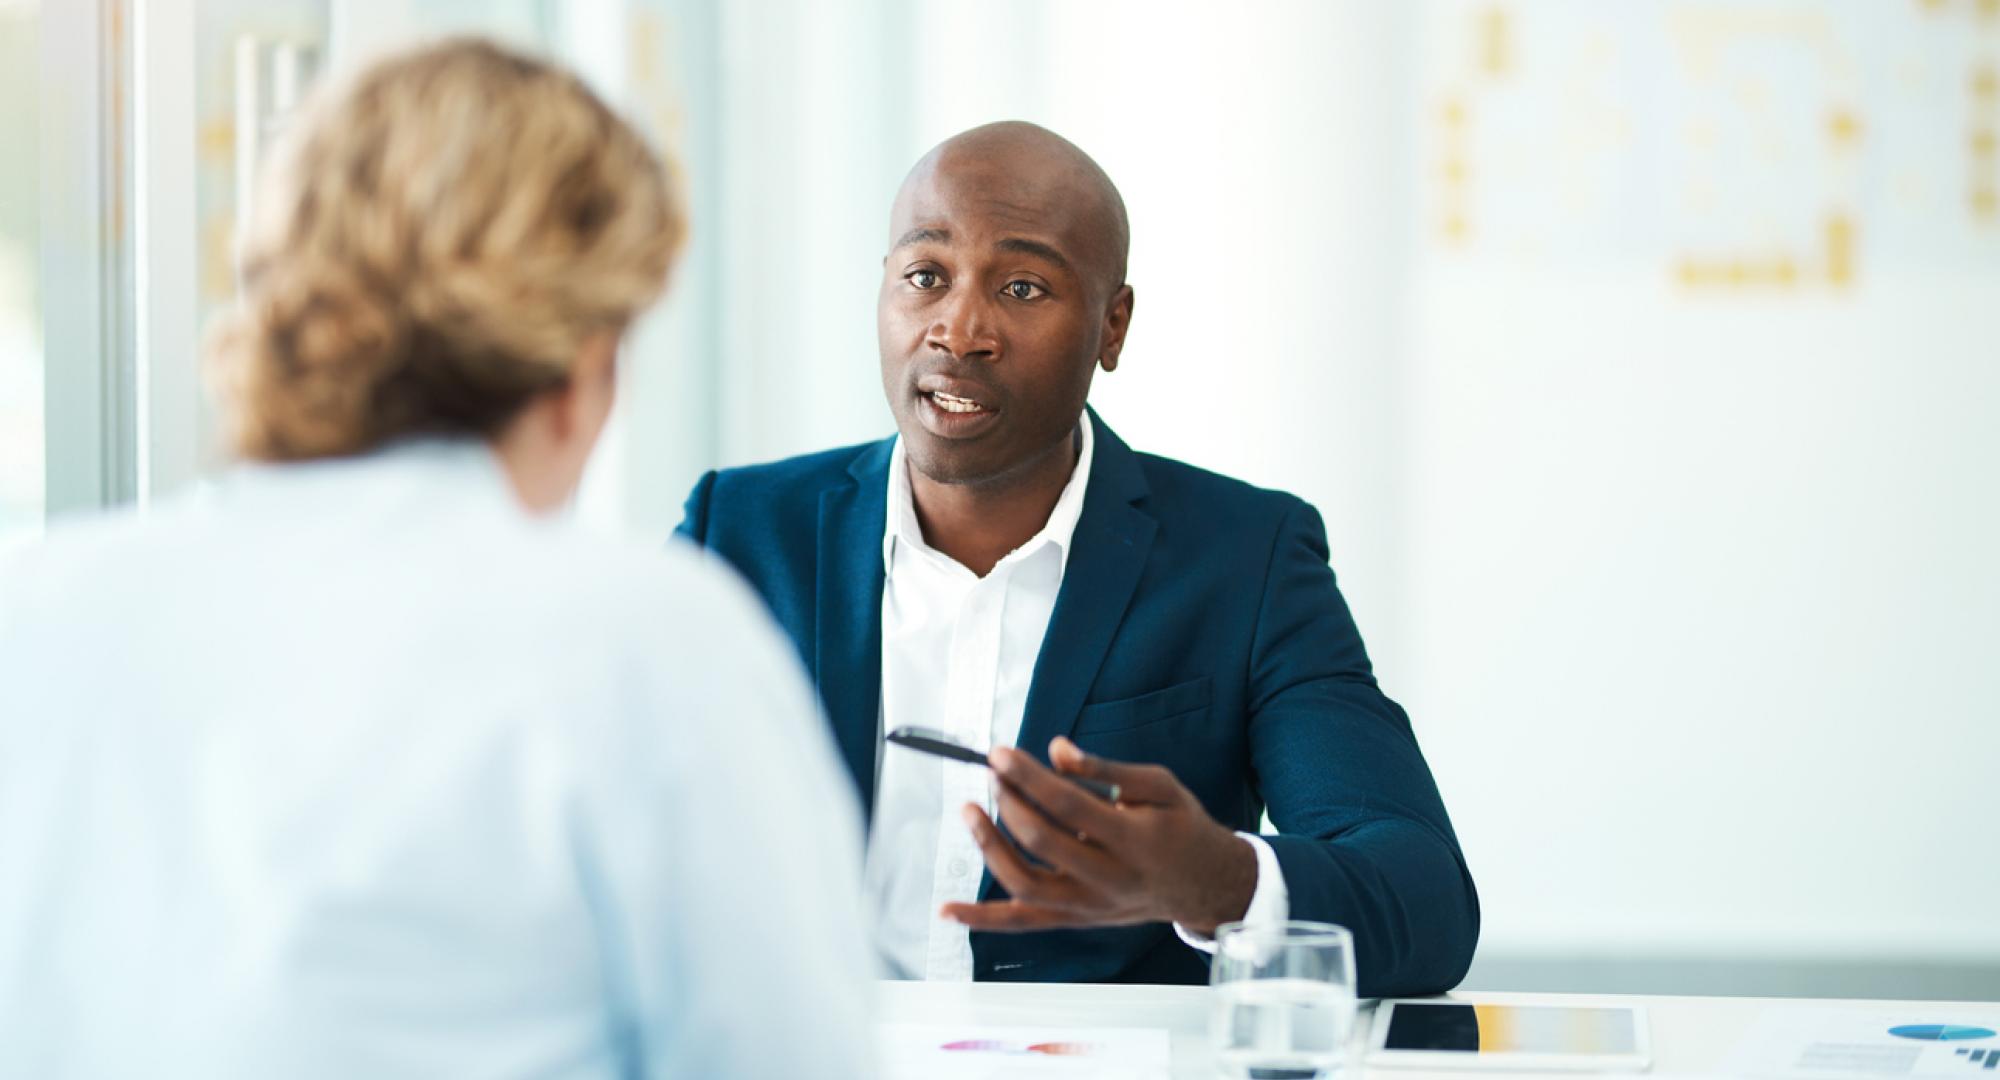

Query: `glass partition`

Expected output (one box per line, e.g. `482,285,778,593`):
0,0,43,542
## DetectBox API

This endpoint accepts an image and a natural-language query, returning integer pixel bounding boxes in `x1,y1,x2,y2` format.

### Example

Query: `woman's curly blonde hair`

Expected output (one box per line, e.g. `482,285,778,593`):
208,37,684,461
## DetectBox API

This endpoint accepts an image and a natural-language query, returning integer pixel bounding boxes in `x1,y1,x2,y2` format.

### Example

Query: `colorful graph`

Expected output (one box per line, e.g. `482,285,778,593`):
1953,1047,2000,1070
939,1038,1099,1056
1890,1025,1998,1041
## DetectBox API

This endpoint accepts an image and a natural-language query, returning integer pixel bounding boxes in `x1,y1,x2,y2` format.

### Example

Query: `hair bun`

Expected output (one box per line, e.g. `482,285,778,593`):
209,38,684,462
209,262,408,459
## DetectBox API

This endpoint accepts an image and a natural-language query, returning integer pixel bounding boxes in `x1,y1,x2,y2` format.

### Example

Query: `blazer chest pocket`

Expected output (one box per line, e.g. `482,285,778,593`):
1073,676,1212,736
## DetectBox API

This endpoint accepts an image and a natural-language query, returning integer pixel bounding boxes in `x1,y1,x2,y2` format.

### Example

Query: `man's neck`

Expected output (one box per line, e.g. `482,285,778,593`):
909,427,1081,578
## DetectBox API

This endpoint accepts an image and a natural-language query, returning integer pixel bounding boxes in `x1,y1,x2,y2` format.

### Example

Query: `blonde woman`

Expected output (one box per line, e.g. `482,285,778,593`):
0,39,872,1079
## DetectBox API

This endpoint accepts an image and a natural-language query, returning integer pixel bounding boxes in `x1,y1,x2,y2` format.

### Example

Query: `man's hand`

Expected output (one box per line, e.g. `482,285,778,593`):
939,736,1258,936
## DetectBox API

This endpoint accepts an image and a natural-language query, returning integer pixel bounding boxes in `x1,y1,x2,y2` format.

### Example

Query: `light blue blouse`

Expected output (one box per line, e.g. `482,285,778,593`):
0,440,875,1078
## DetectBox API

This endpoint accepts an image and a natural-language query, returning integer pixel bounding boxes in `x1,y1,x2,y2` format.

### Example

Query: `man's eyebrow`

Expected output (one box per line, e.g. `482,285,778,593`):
893,227,950,249
996,237,1070,271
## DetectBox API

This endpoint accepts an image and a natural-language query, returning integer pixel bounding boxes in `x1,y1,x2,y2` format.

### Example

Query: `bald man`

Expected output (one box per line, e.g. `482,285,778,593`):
675,122,1479,994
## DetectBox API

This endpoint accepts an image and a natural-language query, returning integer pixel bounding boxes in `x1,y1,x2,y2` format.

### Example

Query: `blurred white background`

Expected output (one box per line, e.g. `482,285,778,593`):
3,0,1995,998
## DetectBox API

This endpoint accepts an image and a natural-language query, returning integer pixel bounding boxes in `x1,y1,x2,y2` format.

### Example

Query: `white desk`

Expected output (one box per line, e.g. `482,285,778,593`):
879,981,1994,1079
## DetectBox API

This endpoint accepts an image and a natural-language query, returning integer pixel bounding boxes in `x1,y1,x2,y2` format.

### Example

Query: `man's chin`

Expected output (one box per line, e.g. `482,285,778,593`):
904,444,1000,488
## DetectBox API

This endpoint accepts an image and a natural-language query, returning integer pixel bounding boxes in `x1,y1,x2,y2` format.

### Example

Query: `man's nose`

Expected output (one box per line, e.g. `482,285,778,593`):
926,290,1000,362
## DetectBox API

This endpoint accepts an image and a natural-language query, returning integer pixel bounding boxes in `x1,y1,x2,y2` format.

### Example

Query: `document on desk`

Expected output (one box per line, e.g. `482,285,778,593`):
1718,1006,2000,1078
879,1022,1172,1079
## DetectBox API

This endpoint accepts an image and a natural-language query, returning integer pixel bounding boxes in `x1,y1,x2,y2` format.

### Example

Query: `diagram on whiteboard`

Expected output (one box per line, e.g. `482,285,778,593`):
1421,0,2000,291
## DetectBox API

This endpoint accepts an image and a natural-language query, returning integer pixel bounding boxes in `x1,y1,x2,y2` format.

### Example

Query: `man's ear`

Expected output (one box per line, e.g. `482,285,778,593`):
1098,284,1134,373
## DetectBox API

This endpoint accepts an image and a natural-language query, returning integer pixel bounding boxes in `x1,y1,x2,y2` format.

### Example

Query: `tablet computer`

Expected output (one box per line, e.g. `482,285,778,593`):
1367,1001,1652,1071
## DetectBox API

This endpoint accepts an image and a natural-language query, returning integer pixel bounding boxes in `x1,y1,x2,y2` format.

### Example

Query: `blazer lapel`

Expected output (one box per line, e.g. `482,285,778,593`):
816,440,892,823
1012,409,1157,769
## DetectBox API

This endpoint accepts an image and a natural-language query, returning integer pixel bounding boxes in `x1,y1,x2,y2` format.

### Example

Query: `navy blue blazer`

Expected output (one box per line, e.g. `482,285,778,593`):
675,410,1479,995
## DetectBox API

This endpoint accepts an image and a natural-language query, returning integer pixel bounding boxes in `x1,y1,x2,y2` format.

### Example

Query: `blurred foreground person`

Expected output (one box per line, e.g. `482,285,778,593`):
0,39,872,1079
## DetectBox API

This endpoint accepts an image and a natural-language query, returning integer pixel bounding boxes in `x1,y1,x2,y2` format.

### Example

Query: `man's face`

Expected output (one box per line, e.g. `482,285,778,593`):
877,154,1124,488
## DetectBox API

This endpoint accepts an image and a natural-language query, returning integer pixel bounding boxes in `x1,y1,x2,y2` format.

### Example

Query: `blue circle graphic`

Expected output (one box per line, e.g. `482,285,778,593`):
1887,1025,1996,1042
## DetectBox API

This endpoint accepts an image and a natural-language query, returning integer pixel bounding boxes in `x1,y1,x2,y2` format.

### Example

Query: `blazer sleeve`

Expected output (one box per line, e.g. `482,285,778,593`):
675,470,719,546
1247,498,1481,998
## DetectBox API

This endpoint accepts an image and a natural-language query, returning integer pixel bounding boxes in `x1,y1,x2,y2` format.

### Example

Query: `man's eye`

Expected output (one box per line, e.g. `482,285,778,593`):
908,270,943,289
1004,281,1046,301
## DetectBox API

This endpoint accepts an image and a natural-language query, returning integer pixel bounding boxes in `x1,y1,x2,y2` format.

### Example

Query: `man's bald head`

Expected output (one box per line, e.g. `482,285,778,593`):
876,121,1137,492
890,121,1130,297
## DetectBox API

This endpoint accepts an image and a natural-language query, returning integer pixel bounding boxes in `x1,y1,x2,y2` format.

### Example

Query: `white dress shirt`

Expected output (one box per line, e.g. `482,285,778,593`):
865,419,1289,981
0,440,875,1080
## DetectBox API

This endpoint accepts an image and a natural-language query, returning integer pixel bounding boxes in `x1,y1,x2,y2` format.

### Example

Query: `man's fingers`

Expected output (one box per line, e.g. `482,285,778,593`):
989,746,1128,840
958,804,1052,899
992,783,1127,890
1049,736,1184,804
939,899,1084,932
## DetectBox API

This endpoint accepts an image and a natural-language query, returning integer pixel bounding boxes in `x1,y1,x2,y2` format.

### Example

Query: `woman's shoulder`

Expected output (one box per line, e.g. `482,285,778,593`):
514,526,791,664
0,502,168,619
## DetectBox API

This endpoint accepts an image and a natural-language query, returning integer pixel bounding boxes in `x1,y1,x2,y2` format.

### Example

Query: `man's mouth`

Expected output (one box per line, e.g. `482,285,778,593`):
925,390,990,415
912,378,1003,439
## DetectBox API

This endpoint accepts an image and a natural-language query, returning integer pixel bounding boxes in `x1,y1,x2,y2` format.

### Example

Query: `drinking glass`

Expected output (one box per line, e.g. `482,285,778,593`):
1209,920,1358,1080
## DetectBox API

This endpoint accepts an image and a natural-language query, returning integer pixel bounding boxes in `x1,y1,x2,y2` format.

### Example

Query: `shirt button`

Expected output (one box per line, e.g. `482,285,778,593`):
948,858,970,878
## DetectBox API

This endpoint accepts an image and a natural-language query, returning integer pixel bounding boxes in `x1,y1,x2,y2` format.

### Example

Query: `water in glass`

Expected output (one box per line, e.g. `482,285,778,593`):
1210,921,1357,1080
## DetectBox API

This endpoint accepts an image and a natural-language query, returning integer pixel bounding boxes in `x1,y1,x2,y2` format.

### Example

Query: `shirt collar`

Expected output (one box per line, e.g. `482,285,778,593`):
881,414,1096,578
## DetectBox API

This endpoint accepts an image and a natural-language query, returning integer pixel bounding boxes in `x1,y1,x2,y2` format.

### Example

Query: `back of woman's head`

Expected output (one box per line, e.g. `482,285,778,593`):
209,37,683,461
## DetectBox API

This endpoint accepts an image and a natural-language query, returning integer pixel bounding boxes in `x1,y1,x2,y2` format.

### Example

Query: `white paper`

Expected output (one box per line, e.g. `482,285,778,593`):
879,1022,1172,1080
1718,1006,2000,1079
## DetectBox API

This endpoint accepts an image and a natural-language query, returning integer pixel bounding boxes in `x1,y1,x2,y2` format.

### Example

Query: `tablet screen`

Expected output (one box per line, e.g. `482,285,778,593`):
1383,1003,1642,1055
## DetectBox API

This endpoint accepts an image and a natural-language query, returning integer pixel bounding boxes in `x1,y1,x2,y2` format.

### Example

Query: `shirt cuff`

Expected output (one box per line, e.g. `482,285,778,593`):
1173,832,1290,953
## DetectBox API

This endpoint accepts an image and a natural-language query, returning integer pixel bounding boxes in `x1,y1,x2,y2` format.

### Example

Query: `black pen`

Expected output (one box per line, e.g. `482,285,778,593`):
885,726,1122,803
